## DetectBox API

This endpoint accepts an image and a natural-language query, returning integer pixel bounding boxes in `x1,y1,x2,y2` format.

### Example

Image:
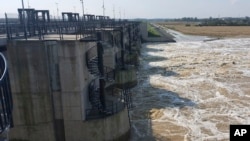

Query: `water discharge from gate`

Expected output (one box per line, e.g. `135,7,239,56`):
130,37,250,141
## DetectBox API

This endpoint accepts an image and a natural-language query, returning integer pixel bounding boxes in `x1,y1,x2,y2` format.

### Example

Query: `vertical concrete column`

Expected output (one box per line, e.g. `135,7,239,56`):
7,41,56,141
97,32,106,109
58,41,85,121
45,41,65,141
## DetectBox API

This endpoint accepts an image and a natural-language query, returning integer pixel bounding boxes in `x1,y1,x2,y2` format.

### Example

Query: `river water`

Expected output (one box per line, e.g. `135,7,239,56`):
129,32,250,141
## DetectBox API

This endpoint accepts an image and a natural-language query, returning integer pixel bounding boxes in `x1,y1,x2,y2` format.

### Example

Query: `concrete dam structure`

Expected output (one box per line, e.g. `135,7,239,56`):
0,8,142,141
140,23,176,43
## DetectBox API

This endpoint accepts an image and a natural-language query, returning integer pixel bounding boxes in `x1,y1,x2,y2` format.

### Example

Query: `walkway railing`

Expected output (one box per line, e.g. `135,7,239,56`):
2,19,124,40
103,66,115,82
0,52,13,134
86,45,98,68
85,101,125,120
86,45,115,81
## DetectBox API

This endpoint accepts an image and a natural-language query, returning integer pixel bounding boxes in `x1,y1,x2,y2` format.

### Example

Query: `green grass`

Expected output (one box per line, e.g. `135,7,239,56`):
147,24,161,37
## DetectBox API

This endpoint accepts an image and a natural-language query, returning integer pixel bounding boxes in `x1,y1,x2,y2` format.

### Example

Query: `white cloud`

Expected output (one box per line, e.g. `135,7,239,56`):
230,0,239,5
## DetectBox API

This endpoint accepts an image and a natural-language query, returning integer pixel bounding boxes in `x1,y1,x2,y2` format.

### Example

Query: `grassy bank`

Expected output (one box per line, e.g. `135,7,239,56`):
147,23,161,37
159,22,250,37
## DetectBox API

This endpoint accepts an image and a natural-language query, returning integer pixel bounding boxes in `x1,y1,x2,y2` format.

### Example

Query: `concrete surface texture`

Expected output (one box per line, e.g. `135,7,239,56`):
7,39,130,141
7,40,56,141
64,108,130,141
115,67,137,89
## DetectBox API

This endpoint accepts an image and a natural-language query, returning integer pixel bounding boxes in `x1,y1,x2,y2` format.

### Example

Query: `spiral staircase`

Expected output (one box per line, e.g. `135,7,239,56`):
117,23,141,110
85,42,116,118
85,23,141,120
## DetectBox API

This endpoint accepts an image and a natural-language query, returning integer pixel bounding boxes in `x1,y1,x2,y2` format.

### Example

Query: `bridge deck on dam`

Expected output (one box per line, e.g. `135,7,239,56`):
0,8,142,141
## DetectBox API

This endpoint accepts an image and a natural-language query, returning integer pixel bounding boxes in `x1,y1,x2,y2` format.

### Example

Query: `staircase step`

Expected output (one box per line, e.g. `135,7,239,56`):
90,70,99,72
89,67,99,69
88,64,98,66
88,62,98,65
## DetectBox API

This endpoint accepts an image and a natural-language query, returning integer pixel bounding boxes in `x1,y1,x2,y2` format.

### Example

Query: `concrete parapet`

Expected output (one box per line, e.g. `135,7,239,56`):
64,108,130,141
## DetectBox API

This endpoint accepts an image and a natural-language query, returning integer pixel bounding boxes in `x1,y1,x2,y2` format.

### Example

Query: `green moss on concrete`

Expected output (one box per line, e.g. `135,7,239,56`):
125,53,139,66
115,68,138,89
147,24,161,37
115,81,138,89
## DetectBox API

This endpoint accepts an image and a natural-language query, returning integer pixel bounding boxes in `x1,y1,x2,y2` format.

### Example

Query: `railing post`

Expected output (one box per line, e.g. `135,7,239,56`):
128,26,132,53
5,13,10,40
0,52,13,133
97,32,104,75
6,72,13,128
120,26,125,69
99,79,106,110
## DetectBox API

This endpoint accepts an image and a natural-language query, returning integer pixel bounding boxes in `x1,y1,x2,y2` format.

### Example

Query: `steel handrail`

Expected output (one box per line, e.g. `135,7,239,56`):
103,66,115,81
0,52,13,134
85,101,125,120
0,53,7,82
86,45,98,70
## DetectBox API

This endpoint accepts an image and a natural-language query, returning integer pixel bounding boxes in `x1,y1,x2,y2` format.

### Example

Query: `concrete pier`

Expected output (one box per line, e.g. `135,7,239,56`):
1,9,142,140
6,20,141,141
6,38,131,141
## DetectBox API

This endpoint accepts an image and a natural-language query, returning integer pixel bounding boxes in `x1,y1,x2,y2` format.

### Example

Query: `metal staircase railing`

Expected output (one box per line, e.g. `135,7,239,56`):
85,101,125,120
86,45,115,81
120,88,133,110
88,79,103,110
85,43,117,119
88,78,117,117
103,66,115,82
86,46,99,77
0,52,13,134
85,23,141,119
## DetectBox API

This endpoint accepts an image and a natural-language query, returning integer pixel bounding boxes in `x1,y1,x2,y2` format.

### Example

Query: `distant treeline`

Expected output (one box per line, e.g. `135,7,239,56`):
167,17,250,26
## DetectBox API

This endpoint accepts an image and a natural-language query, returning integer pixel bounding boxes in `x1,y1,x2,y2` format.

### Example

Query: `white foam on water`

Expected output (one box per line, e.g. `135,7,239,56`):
130,37,250,141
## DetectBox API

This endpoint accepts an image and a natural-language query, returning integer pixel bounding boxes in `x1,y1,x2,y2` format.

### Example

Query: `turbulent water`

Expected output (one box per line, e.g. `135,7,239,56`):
129,36,250,141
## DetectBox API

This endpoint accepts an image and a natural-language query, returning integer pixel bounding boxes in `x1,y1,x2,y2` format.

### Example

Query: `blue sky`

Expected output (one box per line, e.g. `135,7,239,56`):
0,0,250,19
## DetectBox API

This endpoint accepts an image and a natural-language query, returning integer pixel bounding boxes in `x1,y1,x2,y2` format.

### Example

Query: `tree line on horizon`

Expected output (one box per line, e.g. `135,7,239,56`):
167,16,250,26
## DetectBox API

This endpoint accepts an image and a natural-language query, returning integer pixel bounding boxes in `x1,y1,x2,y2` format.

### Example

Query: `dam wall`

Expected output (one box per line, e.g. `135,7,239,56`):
1,9,142,140
6,34,132,141
140,22,176,42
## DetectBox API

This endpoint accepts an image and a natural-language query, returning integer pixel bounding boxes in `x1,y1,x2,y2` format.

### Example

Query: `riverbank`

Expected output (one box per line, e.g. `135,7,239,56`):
140,23,176,42
159,22,250,38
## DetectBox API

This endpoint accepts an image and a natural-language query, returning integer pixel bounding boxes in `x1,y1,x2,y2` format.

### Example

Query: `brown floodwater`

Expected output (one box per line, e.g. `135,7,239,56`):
130,38,250,141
